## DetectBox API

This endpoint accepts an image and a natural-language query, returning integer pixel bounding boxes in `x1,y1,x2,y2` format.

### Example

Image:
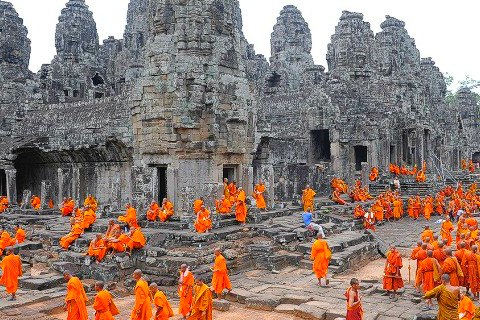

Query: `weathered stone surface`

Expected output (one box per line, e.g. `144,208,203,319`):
213,299,230,311
274,304,297,314
245,294,280,311
294,303,327,320
280,294,312,305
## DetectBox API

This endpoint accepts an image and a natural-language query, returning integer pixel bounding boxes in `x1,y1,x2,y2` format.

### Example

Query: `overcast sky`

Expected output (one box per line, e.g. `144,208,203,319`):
7,0,480,90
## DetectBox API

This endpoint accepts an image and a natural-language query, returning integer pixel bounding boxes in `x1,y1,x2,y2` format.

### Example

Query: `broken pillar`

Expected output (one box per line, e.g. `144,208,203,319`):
40,180,53,209
5,168,17,204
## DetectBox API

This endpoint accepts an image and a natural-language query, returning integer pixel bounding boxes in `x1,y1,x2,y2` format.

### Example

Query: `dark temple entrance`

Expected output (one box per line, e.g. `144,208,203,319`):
157,167,167,203
310,129,331,162
354,145,368,171
0,170,6,196
223,165,237,183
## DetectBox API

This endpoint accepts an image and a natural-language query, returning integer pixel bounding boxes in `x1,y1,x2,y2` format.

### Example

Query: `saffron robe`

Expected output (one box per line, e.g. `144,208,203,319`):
311,239,331,279
211,254,232,294
66,277,88,320
0,253,22,294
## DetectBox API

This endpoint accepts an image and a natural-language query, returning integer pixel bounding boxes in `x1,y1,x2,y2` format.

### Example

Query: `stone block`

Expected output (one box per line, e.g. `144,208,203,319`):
245,294,281,311
294,303,327,320
225,288,251,304
280,293,312,305
275,304,297,314
19,275,64,290
413,313,437,320
213,299,230,311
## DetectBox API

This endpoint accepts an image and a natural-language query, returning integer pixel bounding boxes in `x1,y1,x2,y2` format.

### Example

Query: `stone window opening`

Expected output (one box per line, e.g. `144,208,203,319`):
94,92,104,99
354,145,368,171
266,72,281,88
223,165,237,183
310,130,331,162
73,90,79,98
0,169,6,196
63,89,69,97
91,73,105,86
157,167,167,203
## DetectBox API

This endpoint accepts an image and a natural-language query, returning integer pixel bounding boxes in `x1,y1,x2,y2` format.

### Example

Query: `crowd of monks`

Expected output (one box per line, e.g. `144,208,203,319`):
388,161,428,182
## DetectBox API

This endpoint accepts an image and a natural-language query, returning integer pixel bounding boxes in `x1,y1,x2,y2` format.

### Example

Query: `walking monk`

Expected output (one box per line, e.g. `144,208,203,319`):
118,203,139,229
302,185,316,212
0,248,22,301
235,187,247,224
189,277,213,320
442,249,464,287
419,250,441,310
150,282,174,320
311,233,332,286
93,281,119,320
462,245,480,300
383,245,404,300
178,264,194,320
345,278,363,320
441,217,455,246
211,248,232,298
63,271,88,320
423,274,460,320
252,180,266,210
131,269,152,320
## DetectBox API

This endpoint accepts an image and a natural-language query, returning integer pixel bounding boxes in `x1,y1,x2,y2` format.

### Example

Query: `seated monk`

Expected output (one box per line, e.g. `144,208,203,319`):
84,194,98,212
0,231,15,255
353,205,365,218
86,234,107,263
252,181,267,210
416,170,426,183
469,160,475,173
158,198,174,222
146,200,161,222
228,181,238,202
48,199,54,209
216,195,232,214
59,218,84,250
332,188,346,205
462,159,468,171
400,166,409,175
30,195,41,210
195,205,212,233
125,227,146,255
330,178,348,194
369,167,379,181
105,229,126,254
83,205,96,229
14,225,25,244
193,198,204,215
118,203,139,228
0,196,9,213
60,197,75,216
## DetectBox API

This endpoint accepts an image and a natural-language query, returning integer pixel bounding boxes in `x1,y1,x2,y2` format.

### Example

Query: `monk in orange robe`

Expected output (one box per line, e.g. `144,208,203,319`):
423,196,433,220
193,198,204,215
118,203,139,228
392,198,403,220
462,245,480,299
383,245,404,299
60,197,75,216
345,278,363,320
150,282,174,320
235,187,247,224
86,234,107,263
371,200,383,222
0,248,22,300
419,250,441,308
31,195,41,210
416,170,426,183
310,233,331,286
253,181,266,210
443,249,464,287
178,264,194,319
159,198,174,222
93,281,119,320
0,196,8,213
215,195,232,214
147,200,161,221
60,217,84,249
414,244,428,289
435,193,445,216
410,241,423,285
106,228,126,254
459,291,476,320
441,217,454,246
228,181,238,202
412,196,422,220
462,159,468,171
14,225,26,244
456,242,468,287
302,185,316,212
83,205,96,229
223,178,230,200
84,194,98,212
353,205,365,219
332,188,346,205
211,248,232,297
195,206,212,233
131,270,152,320
421,226,434,243
189,278,213,320
63,271,88,320
369,167,379,181
469,160,476,173
126,227,146,254
0,231,15,255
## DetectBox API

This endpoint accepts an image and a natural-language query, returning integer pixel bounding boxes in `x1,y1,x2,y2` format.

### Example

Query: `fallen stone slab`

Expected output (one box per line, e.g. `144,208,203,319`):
294,303,327,320
280,293,312,305
225,288,251,304
15,241,43,251
275,304,297,315
19,275,64,290
213,299,230,311
245,294,281,311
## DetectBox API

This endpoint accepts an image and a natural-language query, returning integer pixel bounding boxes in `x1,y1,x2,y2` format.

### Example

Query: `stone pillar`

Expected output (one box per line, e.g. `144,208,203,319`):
167,167,177,205
243,165,254,196
57,168,64,205
72,167,80,203
361,162,369,187
111,175,121,211
263,164,275,209
5,169,17,204
417,129,424,168
40,180,52,210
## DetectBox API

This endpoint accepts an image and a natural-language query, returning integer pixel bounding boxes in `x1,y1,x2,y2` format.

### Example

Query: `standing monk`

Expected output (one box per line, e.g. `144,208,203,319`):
345,278,363,320
235,187,247,224
189,278,213,320
369,167,379,181
131,269,152,320
441,217,455,246
442,249,464,287
0,248,22,301
150,282,174,320
228,181,237,202
383,245,404,300
210,248,232,298
310,233,332,286
178,264,194,320
253,180,266,210
419,250,441,309
302,185,316,212
223,178,230,200
63,271,88,320
93,281,119,320
462,245,480,300
423,274,460,320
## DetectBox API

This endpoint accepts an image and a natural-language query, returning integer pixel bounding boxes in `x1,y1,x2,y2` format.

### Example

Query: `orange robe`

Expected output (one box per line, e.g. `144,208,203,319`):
414,249,428,287
345,286,364,320
462,251,480,294
109,234,127,253
84,196,98,212
228,183,237,202
302,188,316,212
118,207,139,228
0,231,15,253
235,190,247,223
178,270,194,317
416,171,426,183
383,250,404,291
61,200,75,216
0,253,22,294
127,229,146,251
93,289,118,320
441,220,454,246
189,283,213,320
195,208,212,233
147,202,160,221
87,238,107,262
419,257,439,293
459,295,476,320
253,184,266,209
369,167,378,181
392,199,403,219
433,248,447,266
211,254,232,295
131,279,152,320
193,199,204,214
332,189,346,205
15,228,26,244
0,197,8,213
423,198,433,220
31,196,41,210
66,277,88,320
83,208,96,229
215,199,231,214
159,201,174,222
153,290,174,320
60,224,84,249
421,229,434,243
372,201,383,221
442,256,463,287
310,239,331,279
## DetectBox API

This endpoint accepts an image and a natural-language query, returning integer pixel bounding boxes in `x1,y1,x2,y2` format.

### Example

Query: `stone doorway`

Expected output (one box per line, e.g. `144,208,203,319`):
354,145,367,171
473,152,480,163
390,145,396,164
223,165,237,183
0,169,6,196
157,167,167,202
310,129,331,162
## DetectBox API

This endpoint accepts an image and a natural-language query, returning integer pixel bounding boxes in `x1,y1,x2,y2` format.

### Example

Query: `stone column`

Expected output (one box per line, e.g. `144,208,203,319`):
57,168,64,205
72,167,80,203
5,169,17,204
361,162,369,187
243,165,254,196
417,129,424,168
111,175,121,211
167,167,177,205
263,164,275,209
40,180,52,210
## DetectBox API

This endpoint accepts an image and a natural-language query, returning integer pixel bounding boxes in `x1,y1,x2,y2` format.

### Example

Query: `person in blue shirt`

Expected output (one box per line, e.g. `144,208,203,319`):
302,209,325,238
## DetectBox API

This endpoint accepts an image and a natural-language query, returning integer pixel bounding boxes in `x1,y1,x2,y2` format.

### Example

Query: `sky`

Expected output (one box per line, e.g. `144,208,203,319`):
7,0,480,90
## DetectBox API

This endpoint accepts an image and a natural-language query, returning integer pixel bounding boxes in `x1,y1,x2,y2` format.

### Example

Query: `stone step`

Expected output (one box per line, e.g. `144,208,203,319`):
296,231,371,255
19,274,64,290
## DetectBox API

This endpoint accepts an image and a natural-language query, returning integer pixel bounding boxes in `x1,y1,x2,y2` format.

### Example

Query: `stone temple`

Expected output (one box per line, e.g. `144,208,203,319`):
0,1,478,210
